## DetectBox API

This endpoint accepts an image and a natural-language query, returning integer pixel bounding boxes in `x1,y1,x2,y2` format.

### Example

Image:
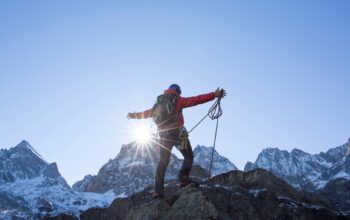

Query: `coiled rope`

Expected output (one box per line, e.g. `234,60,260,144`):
188,95,223,134
188,93,223,177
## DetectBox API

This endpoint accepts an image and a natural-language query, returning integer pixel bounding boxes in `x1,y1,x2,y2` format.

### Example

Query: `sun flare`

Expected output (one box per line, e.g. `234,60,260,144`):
133,124,152,145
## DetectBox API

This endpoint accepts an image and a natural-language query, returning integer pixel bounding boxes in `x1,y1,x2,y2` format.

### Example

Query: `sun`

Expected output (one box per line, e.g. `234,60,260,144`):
133,124,152,145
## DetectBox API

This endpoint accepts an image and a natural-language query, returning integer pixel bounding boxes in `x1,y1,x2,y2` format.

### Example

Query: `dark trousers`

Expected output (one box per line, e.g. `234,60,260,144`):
155,128,194,193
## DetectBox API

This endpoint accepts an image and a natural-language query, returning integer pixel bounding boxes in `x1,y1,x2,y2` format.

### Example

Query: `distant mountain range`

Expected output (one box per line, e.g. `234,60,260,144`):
72,143,237,196
0,139,349,219
0,140,236,219
244,142,350,191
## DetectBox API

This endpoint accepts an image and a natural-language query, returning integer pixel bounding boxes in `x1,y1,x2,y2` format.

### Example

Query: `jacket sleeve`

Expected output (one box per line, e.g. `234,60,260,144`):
133,109,153,119
179,92,215,108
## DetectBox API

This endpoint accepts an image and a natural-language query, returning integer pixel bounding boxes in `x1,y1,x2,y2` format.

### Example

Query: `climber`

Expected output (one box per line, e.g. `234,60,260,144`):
127,84,226,198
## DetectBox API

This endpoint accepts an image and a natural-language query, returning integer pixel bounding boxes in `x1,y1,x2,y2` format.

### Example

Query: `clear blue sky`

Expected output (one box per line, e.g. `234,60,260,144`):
1,1,349,186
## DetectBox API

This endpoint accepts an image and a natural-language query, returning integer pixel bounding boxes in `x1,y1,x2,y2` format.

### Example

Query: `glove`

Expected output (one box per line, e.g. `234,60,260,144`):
214,88,226,98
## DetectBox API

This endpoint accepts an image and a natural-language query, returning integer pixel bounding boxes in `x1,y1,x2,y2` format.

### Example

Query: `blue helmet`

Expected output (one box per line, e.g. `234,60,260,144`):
169,84,182,95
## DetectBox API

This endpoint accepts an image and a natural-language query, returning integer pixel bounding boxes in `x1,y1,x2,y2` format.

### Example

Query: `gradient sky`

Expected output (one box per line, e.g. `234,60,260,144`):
1,1,349,186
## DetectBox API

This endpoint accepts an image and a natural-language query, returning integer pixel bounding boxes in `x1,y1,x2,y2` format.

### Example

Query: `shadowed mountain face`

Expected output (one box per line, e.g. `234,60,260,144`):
74,169,346,220
0,141,114,220
0,140,64,184
73,143,237,196
244,143,350,191
318,178,350,213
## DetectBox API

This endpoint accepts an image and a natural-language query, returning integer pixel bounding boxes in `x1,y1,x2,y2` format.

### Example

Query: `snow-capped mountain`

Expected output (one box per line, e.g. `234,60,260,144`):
193,145,237,176
244,141,350,190
320,142,350,181
0,140,61,184
0,141,114,220
73,143,237,196
73,142,182,197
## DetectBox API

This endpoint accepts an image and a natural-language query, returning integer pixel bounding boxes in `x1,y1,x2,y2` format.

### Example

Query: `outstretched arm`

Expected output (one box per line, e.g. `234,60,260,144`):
127,109,153,119
179,88,226,108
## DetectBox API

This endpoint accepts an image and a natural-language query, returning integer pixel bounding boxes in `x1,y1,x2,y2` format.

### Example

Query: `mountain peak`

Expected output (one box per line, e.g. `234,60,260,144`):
13,140,47,163
291,148,309,157
16,140,32,149
193,145,237,176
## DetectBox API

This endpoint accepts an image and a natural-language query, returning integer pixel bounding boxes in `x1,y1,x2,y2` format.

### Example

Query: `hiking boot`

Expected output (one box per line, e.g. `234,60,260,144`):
153,191,165,199
178,177,200,188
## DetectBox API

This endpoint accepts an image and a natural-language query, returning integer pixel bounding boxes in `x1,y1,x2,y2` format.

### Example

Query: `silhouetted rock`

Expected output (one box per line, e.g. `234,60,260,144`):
79,169,346,220
42,213,78,220
318,178,350,212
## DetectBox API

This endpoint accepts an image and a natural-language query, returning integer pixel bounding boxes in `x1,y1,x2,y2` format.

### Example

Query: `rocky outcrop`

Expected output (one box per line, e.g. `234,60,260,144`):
79,169,346,220
318,178,350,213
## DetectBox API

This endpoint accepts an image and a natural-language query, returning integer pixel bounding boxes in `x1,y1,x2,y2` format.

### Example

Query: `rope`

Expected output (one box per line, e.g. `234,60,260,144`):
196,95,222,218
188,96,223,134
208,117,219,178
187,94,223,176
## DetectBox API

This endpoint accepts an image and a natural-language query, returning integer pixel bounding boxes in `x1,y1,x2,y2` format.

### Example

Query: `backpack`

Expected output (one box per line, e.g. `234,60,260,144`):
152,93,178,127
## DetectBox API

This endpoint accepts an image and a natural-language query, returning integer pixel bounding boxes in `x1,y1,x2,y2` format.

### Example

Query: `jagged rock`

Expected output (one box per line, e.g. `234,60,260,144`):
126,185,218,220
36,197,54,213
125,199,171,220
80,169,346,220
43,163,61,179
243,161,255,171
189,164,210,179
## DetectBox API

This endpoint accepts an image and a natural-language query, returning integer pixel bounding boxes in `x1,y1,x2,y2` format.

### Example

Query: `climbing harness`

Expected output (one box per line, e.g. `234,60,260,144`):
175,126,189,151
179,126,189,150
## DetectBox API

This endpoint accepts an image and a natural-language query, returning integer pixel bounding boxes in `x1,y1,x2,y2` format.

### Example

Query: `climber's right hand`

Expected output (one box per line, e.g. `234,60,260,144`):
214,88,226,98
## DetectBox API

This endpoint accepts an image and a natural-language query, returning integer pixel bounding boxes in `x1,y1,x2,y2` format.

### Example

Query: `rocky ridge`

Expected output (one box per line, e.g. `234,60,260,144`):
76,169,347,220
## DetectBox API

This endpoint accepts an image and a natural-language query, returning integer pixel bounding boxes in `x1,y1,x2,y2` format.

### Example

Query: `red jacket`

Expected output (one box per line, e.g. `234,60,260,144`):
131,89,215,128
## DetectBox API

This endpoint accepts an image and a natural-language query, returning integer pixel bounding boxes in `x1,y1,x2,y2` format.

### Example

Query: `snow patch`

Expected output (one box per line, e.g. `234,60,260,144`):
116,192,128,198
249,188,266,197
331,171,350,180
